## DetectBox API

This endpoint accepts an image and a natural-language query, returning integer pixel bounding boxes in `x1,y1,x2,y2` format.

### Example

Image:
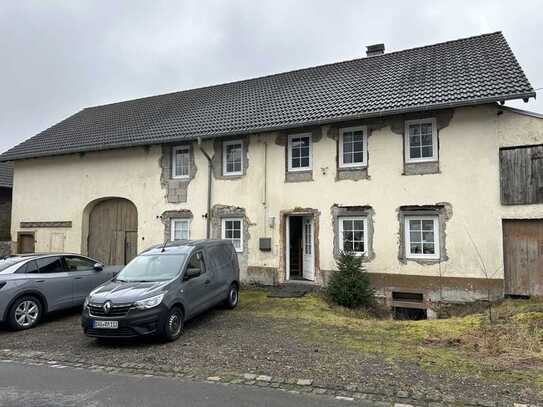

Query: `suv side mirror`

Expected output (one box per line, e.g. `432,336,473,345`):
93,263,104,272
184,267,201,280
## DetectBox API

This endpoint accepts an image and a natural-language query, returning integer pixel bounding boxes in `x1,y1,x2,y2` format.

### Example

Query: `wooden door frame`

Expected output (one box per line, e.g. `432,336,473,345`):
284,212,316,282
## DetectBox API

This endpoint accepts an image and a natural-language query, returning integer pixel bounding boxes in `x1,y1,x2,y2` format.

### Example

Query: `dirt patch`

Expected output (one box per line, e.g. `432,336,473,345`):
0,290,541,404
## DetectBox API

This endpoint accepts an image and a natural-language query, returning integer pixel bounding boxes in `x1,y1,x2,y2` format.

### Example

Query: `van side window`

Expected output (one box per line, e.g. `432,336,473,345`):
187,252,206,274
24,260,39,273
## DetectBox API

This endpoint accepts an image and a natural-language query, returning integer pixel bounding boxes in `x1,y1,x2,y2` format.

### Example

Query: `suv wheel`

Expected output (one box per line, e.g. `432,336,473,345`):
9,296,42,330
224,283,239,309
160,307,184,342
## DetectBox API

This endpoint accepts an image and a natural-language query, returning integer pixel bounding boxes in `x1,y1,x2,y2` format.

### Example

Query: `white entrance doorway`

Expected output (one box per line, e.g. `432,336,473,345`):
286,215,315,281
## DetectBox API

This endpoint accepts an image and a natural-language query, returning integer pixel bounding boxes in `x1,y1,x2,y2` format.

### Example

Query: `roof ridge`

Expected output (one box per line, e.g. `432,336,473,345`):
84,31,504,111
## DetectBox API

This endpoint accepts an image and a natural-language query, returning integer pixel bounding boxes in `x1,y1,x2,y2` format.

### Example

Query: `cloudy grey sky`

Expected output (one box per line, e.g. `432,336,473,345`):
1,1,542,152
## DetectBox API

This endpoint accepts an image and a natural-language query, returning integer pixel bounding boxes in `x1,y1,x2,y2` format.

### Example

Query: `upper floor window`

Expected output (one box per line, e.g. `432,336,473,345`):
223,140,243,176
338,216,368,256
222,218,243,252
171,219,190,241
404,215,440,259
405,118,438,163
288,133,312,172
339,126,368,168
172,146,190,179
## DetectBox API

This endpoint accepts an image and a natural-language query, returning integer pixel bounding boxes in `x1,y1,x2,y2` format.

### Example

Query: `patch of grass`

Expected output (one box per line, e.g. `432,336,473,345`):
239,289,543,386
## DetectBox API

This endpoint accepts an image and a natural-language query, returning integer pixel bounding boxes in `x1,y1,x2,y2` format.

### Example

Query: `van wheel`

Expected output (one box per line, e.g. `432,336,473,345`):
8,295,42,330
160,307,184,342
224,283,239,309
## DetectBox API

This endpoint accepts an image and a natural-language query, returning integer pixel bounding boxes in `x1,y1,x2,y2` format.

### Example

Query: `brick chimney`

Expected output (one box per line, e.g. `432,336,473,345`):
366,43,385,57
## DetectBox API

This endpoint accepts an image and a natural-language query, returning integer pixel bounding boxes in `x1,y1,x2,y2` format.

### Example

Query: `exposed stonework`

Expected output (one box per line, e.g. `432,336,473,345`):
0,241,11,256
160,209,193,242
20,221,72,228
160,144,197,203
211,137,250,179
330,205,375,261
325,120,385,182
285,171,313,183
246,266,278,286
278,127,321,183
397,203,453,264
404,161,440,176
368,272,503,303
387,109,454,176
210,204,250,280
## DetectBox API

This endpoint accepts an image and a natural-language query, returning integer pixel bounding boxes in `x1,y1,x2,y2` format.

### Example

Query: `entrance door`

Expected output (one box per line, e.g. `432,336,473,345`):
503,219,543,296
302,216,315,281
18,233,35,254
88,198,138,265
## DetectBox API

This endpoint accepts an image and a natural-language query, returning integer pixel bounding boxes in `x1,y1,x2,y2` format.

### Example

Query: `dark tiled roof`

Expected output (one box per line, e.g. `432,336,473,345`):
0,162,13,188
0,32,535,161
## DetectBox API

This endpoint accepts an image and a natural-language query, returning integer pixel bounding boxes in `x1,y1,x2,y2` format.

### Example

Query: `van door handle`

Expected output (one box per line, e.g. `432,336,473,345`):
35,280,45,283
205,279,210,285
74,277,83,280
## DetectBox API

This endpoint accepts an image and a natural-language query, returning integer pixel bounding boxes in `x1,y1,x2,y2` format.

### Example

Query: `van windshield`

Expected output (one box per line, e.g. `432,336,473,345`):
115,254,185,282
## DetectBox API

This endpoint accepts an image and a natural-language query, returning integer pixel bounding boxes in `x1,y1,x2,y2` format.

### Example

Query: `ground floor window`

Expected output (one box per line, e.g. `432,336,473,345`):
222,218,243,252
404,215,439,259
171,219,190,241
338,216,368,256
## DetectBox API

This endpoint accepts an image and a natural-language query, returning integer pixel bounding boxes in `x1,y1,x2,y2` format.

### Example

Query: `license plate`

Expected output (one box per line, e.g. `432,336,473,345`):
93,320,118,329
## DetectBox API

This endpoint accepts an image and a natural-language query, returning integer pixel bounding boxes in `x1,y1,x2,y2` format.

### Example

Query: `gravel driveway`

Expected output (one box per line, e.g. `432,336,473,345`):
0,289,541,405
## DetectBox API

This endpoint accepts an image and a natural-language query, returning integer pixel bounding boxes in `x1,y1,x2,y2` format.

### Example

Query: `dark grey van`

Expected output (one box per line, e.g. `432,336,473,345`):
81,240,240,341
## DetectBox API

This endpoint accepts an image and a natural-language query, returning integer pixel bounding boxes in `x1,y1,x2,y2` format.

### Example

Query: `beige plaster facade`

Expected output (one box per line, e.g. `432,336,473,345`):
9,104,543,303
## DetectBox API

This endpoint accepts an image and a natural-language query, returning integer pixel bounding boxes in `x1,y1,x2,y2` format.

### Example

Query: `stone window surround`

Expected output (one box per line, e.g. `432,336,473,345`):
171,218,191,241
338,125,368,169
160,210,193,242
404,117,438,164
397,204,450,264
338,216,369,256
331,205,375,261
171,145,191,179
222,139,244,176
404,214,440,260
160,144,197,204
212,137,250,180
287,133,313,172
221,217,244,252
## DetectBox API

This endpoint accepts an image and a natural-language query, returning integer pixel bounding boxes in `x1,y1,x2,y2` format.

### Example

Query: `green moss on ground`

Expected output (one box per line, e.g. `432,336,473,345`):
238,289,543,386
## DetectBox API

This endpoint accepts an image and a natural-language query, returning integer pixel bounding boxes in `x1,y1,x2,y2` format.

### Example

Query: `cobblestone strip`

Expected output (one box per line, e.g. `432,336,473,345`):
0,349,537,407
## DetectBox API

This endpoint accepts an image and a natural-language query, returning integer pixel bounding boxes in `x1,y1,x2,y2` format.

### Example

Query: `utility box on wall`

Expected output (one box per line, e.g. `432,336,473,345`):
259,237,272,251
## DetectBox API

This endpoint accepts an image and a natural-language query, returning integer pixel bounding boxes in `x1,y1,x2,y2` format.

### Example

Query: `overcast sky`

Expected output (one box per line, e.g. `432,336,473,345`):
1,1,542,152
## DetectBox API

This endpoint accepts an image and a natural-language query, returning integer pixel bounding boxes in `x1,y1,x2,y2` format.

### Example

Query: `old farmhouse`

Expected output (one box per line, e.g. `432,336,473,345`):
2,32,542,311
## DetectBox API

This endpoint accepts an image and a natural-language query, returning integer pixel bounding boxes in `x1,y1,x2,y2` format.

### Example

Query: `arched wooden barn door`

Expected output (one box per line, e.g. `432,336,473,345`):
88,198,138,265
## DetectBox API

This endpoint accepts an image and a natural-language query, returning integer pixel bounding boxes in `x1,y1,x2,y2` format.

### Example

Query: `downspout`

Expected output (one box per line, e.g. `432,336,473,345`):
198,137,213,239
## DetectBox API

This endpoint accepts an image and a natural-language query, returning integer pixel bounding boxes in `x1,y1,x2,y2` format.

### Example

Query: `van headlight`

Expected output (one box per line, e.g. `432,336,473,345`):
134,294,164,310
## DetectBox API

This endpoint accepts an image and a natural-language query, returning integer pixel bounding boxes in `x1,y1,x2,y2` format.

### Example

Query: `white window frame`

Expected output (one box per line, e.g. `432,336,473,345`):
404,118,438,163
170,219,191,241
339,126,368,168
222,140,244,176
338,216,368,256
404,215,440,259
172,146,191,179
221,217,243,253
287,133,312,172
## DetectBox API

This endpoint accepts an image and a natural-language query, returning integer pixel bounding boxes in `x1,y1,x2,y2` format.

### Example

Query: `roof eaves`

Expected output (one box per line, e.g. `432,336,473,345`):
0,91,535,163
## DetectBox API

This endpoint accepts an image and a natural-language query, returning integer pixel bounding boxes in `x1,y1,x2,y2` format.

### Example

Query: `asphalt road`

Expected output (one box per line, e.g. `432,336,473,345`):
0,361,357,407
